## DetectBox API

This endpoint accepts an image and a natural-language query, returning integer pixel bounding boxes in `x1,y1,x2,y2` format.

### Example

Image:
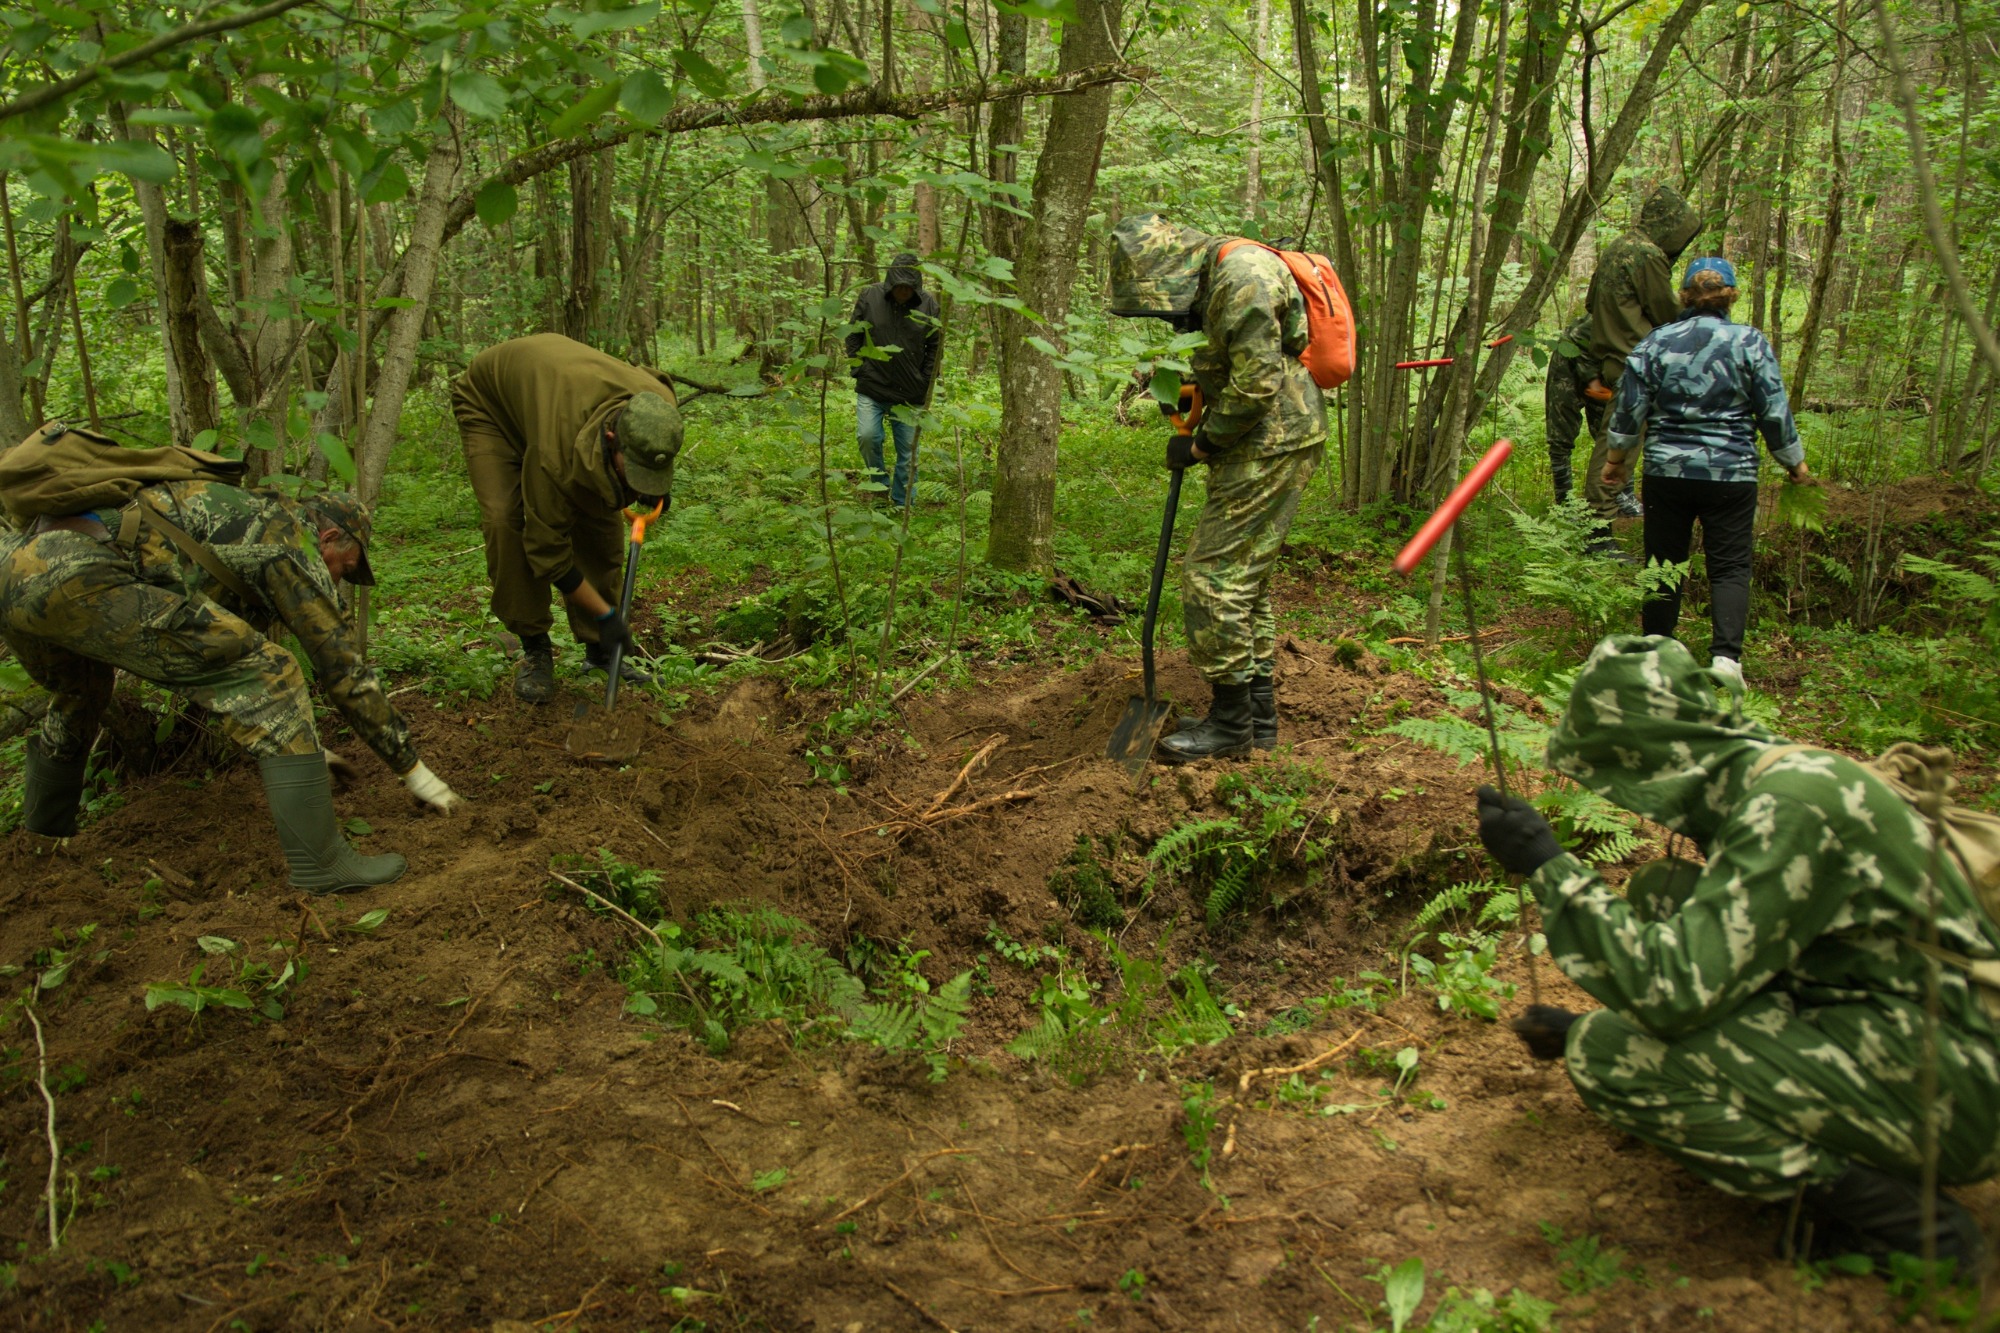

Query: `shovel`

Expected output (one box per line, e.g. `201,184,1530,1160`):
1106,384,1202,780
564,498,665,764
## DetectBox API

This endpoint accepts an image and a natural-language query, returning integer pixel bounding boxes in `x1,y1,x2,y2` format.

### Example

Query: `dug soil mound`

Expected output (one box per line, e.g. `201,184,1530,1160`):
0,638,1986,1330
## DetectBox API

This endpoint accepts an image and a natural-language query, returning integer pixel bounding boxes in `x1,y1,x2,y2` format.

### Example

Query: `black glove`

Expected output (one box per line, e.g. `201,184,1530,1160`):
1510,1005,1580,1061
594,608,634,657
1165,434,1201,470
1475,784,1564,876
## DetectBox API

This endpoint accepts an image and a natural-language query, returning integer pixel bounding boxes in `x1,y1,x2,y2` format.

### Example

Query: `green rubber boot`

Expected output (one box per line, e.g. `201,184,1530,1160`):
258,752,407,894
22,738,88,837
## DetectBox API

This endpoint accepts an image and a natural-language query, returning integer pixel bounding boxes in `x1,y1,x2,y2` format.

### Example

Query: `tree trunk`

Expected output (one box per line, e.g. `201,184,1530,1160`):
986,0,1123,572
1789,91,1844,404
357,112,462,502
159,219,221,443
1246,0,1272,214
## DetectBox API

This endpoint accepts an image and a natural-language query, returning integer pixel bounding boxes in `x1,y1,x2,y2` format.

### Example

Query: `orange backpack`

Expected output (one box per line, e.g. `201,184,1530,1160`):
1216,240,1357,390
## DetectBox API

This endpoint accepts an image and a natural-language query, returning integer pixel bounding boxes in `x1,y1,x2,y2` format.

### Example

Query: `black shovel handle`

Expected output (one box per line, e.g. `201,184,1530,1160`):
604,536,642,711
1140,467,1185,709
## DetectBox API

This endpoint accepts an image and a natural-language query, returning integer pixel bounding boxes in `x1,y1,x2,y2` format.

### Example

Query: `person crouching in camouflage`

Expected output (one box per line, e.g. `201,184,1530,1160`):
0,437,462,892
1108,214,1327,760
1476,635,2000,1274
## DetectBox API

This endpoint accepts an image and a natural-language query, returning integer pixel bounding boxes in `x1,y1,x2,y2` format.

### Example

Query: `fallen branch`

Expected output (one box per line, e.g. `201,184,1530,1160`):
25,999,60,1251
547,870,665,950
825,1149,975,1224
841,788,1040,838
881,1278,957,1332
1075,1143,1156,1194
924,734,1006,818
1236,1024,1370,1097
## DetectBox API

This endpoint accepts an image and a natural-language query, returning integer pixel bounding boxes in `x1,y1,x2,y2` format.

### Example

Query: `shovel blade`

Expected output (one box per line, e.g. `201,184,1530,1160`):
564,701,644,764
1106,695,1173,780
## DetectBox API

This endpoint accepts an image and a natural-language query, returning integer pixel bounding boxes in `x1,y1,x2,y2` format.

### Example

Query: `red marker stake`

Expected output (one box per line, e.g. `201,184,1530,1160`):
1394,438,1514,575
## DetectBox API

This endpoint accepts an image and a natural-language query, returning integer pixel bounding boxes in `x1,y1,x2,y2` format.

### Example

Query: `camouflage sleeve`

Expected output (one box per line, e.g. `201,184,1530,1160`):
1195,261,1287,451
520,451,578,582
1743,331,1804,470
1530,791,1854,1037
266,554,420,775
1607,344,1654,454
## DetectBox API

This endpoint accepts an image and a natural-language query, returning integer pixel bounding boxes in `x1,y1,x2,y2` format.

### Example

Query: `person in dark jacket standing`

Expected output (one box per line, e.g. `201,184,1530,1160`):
844,253,941,508
1544,185,1702,537
1601,257,1810,692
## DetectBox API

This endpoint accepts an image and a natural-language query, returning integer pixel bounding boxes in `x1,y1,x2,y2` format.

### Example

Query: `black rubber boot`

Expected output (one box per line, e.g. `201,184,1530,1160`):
1250,675,1277,750
1159,681,1256,763
514,636,555,704
1797,1164,1987,1279
22,738,88,837
259,752,407,894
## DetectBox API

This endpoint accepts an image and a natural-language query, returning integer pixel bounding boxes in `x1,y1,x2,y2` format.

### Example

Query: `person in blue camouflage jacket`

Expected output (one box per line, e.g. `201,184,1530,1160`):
1600,258,1811,692
1477,635,2000,1275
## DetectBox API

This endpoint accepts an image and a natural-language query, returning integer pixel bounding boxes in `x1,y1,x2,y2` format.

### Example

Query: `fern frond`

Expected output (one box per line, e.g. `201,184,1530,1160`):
1412,880,1504,931
1586,830,1644,864
1148,817,1246,871
921,972,972,1048
1384,715,1491,767
1205,859,1252,925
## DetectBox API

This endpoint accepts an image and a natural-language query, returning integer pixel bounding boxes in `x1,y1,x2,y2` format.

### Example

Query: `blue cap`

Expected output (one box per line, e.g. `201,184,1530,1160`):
1683,256,1737,288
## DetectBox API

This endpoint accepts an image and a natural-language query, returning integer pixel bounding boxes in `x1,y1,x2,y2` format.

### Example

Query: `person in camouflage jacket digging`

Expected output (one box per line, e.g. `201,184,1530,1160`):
1108,214,1328,761
1476,635,2000,1275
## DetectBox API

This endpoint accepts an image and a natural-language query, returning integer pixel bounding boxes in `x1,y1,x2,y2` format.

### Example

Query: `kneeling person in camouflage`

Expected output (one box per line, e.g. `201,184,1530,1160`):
1476,635,2000,1273
1,437,461,892
1109,214,1327,760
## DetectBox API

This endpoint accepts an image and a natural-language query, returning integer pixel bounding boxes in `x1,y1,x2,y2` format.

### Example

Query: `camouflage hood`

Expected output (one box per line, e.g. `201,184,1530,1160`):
1546,636,1778,846
1109,213,1217,319
1638,186,1702,262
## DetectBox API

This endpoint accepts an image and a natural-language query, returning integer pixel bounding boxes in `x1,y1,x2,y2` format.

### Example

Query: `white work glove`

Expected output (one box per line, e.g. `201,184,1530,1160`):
325,750,360,787
401,761,465,814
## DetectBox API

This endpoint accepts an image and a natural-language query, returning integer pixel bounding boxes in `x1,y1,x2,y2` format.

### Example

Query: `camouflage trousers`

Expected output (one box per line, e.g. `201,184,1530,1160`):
1543,354,1628,519
1182,444,1321,684
1567,997,2000,1199
1564,868,2000,1201
0,529,318,763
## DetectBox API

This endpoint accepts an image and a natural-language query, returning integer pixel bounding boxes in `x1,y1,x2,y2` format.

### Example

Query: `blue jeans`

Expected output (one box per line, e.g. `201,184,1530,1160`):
856,393,918,506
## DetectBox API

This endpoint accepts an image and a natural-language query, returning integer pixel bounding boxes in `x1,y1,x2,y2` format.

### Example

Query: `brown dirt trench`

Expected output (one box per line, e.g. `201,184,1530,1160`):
0,638,1984,1330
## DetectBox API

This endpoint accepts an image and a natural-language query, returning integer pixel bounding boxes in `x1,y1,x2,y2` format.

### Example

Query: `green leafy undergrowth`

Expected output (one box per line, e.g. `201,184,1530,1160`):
1369,1256,1561,1332
1403,931,1516,1021
144,935,308,1023
1008,933,1235,1082
608,895,970,1079
1048,833,1126,929
1145,764,1337,925
1539,1221,1645,1294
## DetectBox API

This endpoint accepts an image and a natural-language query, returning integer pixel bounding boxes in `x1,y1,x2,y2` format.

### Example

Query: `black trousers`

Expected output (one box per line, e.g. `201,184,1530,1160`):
1640,475,1759,661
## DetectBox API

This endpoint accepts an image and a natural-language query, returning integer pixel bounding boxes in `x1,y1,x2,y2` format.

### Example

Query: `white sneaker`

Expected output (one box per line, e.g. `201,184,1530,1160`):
1709,655,1744,693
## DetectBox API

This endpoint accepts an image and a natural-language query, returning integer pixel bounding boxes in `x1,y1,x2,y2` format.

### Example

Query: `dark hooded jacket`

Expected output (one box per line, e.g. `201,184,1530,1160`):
1563,186,1703,389
845,254,941,408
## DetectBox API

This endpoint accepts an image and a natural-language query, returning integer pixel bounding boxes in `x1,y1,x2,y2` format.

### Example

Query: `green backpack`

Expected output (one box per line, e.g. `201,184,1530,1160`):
0,421,245,524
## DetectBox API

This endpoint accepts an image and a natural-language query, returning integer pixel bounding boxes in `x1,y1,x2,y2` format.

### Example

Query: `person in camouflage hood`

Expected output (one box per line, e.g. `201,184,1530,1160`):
0,464,437,893
1109,213,1328,759
1544,185,1702,528
1476,635,2000,1273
